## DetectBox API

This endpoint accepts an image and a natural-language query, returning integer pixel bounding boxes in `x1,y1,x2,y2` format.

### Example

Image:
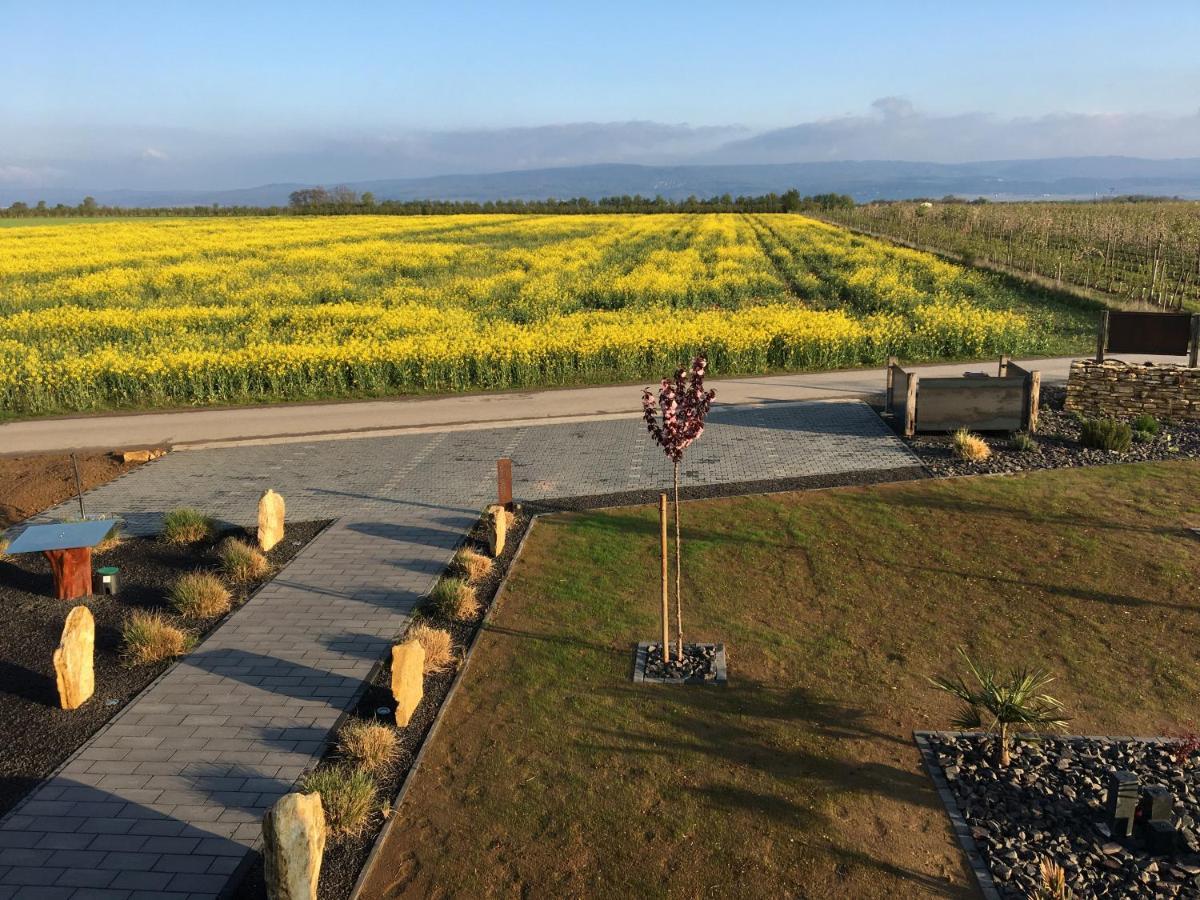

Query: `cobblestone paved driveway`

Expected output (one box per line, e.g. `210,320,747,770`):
0,400,918,898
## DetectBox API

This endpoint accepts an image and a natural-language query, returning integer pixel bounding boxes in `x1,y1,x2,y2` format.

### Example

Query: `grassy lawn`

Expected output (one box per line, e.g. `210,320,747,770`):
363,461,1200,899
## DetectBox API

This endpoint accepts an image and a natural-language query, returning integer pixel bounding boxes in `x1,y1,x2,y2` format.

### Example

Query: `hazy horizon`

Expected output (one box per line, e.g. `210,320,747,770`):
5,1,1200,194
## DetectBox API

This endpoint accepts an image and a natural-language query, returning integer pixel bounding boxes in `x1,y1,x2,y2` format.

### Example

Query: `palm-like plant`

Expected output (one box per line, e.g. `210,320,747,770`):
930,648,1069,767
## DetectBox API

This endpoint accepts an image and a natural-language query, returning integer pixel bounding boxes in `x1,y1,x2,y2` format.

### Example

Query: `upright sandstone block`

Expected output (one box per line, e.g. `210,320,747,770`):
54,605,94,710
263,792,326,900
487,504,507,557
258,489,286,552
391,639,425,727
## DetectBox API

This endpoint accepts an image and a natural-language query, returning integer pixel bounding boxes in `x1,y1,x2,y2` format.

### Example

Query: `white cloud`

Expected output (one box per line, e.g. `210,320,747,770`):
141,147,169,161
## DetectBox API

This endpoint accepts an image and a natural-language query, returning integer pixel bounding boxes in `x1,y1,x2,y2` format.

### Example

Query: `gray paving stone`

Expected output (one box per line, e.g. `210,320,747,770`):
0,400,916,896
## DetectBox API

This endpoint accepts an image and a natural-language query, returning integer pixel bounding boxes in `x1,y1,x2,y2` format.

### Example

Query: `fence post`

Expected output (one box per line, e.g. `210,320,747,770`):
1096,310,1110,362
904,373,919,437
1190,316,1200,368
885,356,897,413
497,458,513,508
998,354,1010,378
1027,370,1041,433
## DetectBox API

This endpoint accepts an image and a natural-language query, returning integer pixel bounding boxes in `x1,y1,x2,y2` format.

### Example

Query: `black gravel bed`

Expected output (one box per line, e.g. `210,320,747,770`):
0,519,330,817
233,508,531,900
890,386,1200,477
924,732,1200,899
530,464,929,514
641,642,721,682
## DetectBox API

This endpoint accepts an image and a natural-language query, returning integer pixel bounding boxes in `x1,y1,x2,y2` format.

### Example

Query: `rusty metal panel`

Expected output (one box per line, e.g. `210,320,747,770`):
916,379,1025,432
1106,312,1192,356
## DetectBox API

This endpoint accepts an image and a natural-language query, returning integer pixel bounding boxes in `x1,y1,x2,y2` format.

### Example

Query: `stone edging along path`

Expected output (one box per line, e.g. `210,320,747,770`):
344,513,542,899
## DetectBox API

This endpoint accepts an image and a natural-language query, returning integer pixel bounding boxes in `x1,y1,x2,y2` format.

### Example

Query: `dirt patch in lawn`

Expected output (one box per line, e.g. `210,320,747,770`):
0,520,330,816
0,451,148,529
360,460,1200,899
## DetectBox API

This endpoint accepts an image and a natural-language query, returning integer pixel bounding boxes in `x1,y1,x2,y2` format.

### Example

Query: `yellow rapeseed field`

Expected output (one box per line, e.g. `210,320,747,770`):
0,213,1093,413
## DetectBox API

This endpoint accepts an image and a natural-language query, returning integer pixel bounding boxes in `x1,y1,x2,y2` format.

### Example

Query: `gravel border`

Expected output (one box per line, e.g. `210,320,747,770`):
916,730,1200,899
889,386,1200,478
915,731,1006,900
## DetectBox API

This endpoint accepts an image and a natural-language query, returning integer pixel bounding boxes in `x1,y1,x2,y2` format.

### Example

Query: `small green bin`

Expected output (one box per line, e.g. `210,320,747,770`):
96,566,120,596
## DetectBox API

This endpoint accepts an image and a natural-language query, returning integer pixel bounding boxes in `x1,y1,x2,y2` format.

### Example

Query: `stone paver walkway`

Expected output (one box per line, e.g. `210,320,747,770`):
0,401,918,898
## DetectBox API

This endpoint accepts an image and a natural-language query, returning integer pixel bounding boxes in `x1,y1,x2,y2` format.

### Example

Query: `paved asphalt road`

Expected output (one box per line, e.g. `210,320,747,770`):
1,354,1175,455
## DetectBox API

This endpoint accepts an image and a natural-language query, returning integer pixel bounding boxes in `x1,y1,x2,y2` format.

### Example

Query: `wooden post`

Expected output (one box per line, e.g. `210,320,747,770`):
43,547,93,601
1189,315,1200,368
885,356,897,413
659,493,669,666
1096,310,1110,362
998,354,1010,378
1026,370,1041,433
497,458,512,509
903,373,919,437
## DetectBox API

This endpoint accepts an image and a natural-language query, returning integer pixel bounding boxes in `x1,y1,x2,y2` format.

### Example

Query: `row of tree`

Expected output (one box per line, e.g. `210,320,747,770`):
0,190,857,219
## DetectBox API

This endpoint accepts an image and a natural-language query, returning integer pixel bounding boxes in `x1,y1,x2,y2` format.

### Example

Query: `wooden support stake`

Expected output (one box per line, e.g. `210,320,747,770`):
998,354,1010,378
497,458,513,509
1189,316,1200,368
1096,310,1110,362
659,493,669,666
885,355,897,413
904,373,919,437
1027,370,1042,433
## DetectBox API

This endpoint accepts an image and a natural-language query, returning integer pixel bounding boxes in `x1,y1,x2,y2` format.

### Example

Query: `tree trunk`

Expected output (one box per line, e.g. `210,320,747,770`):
998,724,1010,768
673,460,683,662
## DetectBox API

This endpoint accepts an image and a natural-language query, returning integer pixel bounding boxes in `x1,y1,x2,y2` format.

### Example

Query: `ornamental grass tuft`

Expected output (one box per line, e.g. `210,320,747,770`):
428,576,480,621
301,765,377,839
335,720,399,772
952,428,991,462
170,571,232,619
121,611,193,665
408,622,455,673
453,546,492,582
162,507,214,545
218,537,269,582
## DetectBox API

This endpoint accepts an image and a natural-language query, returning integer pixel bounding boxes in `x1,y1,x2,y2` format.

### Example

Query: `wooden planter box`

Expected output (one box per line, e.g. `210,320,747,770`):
886,356,1041,437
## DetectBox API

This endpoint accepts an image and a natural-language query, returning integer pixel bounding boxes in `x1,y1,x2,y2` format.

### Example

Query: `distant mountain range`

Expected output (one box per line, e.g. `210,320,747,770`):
8,157,1200,207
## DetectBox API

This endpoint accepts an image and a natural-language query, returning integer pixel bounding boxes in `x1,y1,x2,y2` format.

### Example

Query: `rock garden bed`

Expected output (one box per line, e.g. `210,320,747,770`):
893,386,1200,477
920,732,1200,899
0,519,330,817
232,507,531,900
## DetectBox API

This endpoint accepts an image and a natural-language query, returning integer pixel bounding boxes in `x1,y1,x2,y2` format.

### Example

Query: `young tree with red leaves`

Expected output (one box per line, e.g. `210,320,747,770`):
642,355,716,662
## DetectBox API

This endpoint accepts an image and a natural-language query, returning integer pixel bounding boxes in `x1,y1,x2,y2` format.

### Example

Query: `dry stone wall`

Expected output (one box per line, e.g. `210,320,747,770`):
1065,359,1200,421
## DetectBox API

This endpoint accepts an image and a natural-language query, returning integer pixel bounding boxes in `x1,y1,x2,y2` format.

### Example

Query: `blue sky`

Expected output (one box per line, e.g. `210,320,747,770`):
4,1,1200,190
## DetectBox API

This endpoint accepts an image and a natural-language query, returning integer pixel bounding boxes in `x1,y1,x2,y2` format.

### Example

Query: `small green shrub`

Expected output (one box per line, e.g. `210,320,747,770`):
170,571,232,619
302,765,377,838
1009,432,1037,453
1079,418,1132,453
1132,413,1160,436
162,507,214,545
218,537,269,582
